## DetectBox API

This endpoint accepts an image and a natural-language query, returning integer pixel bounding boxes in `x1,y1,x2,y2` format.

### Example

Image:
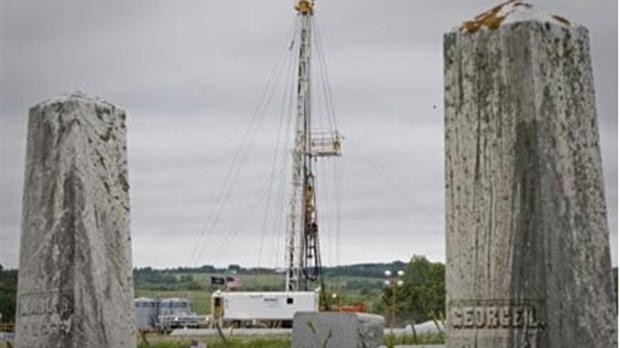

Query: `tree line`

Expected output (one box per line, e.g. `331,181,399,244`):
134,260,410,278
0,265,18,323
2,262,617,325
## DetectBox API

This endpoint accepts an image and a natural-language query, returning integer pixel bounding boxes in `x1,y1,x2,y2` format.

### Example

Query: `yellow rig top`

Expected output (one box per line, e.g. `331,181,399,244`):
295,0,314,15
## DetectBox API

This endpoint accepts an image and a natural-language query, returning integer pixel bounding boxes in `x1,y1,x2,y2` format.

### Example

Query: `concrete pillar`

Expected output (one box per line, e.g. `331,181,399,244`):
444,2,617,347
16,92,136,347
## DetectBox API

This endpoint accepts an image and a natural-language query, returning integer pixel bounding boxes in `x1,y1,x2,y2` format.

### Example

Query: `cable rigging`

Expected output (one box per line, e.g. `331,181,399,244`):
190,2,344,311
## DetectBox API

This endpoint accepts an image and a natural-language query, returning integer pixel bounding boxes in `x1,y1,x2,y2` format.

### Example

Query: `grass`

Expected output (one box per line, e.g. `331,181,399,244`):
138,335,290,348
384,332,445,347
176,272,384,294
0,330,444,348
137,332,444,348
181,273,285,290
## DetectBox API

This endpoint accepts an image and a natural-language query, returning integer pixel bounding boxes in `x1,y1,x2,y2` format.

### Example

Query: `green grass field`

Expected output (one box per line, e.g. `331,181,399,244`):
138,335,290,348
136,332,444,348
175,272,384,293
1,332,445,348
134,269,390,317
190,272,285,290
136,272,387,315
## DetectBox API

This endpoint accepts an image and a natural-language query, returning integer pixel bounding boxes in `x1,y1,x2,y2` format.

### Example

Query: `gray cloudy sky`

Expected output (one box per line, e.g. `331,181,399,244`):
1,0,617,269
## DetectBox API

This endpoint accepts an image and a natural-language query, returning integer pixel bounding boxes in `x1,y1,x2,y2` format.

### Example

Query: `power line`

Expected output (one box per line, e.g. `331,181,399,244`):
188,21,297,267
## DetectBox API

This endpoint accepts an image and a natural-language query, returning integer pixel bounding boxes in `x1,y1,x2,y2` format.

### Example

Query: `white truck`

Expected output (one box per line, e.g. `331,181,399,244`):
211,291,319,328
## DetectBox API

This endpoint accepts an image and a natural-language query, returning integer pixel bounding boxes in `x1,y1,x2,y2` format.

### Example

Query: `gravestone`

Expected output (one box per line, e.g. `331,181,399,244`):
292,312,384,348
444,1,617,347
15,92,136,347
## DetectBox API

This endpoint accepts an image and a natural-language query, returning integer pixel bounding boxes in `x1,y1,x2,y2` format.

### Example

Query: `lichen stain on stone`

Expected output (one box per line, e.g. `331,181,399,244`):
563,46,573,59
460,1,571,35
552,15,571,26
513,2,533,9
118,173,130,192
99,126,114,142
461,2,508,34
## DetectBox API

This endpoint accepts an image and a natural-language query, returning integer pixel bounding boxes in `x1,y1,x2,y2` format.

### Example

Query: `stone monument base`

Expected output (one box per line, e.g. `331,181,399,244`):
292,312,384,348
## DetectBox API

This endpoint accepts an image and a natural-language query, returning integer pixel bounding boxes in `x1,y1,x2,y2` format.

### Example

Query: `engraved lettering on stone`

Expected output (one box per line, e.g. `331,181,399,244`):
463,307,474,328
452,308,463,328
512,307,523,327
475,307,485,328
487,307,498,328
500,307,511,328
527,307,541,328
449,304,542,330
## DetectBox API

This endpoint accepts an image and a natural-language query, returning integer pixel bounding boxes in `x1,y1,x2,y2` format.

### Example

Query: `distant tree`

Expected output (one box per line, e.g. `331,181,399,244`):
325,261,409,278
0,266,18,323
381,256,445,325
201,264,216,272
188,281,203,291
179,274,194,283
227,264,241,273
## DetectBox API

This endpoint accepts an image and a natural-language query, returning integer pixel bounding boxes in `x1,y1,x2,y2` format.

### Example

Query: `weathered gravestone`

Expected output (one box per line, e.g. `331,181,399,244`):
15,92,136,347
292,312,384,348
444,1,617,347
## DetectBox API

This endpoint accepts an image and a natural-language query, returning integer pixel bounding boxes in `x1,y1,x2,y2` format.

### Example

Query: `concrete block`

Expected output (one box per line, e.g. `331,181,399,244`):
292,312,384,348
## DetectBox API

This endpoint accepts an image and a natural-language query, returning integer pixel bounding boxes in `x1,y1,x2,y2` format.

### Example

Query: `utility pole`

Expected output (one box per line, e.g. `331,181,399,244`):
384,270,404,336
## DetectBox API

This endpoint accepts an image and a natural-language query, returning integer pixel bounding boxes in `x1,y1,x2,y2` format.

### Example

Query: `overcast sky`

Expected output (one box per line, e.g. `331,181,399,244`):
1,0,617,269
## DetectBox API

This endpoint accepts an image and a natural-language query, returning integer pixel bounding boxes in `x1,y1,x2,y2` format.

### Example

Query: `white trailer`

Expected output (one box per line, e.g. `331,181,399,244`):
211,291,319,327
